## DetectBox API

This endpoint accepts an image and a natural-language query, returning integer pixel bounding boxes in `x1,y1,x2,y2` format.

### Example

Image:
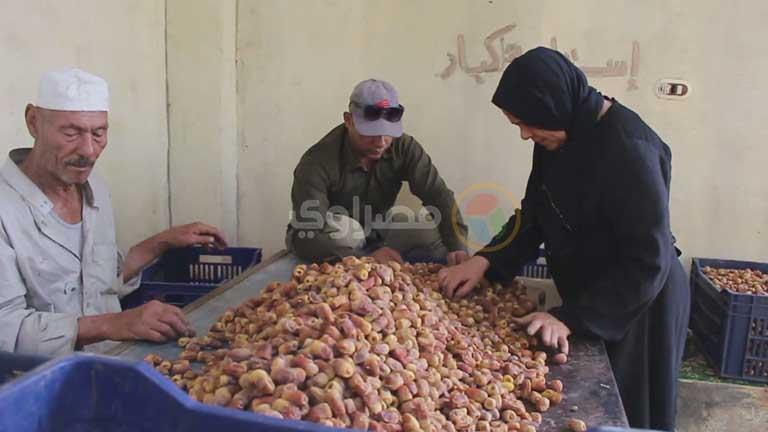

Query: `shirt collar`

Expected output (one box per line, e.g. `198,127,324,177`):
1,148,98,212
341,126,394,172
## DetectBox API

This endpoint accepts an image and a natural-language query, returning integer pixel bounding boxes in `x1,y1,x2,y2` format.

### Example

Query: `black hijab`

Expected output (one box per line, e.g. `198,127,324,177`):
492,47,604,142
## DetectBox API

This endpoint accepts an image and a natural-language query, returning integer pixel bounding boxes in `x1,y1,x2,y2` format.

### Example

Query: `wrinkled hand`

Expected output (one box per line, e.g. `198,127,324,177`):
108,300,195,343
446,250,470,266
370,246,404,265
511,312,571,354
161,222,228,249
438,255,490,299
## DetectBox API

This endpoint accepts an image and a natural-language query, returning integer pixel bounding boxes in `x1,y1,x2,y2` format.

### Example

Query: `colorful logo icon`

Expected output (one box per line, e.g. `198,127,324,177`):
452,183,521,252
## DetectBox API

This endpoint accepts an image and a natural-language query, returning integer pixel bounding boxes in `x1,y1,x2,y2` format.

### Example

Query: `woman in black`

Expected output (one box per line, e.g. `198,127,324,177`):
439,47,690,431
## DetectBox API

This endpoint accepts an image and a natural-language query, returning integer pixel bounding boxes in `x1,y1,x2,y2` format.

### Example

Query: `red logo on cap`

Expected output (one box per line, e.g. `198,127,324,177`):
375,99,390,108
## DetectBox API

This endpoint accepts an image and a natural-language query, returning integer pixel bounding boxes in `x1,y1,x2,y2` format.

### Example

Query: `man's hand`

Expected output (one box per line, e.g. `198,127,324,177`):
511,312,571,354
370,246,404,265
438,255,490,299
106,300,195,343
446,250,470,266
160,222,228,250
122,222,228,281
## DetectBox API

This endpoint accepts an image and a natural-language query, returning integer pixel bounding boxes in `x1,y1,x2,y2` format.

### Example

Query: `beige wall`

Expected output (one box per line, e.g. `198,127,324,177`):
237,0,768,264
0,0,169,249
166,0,238,242
1,1,767,266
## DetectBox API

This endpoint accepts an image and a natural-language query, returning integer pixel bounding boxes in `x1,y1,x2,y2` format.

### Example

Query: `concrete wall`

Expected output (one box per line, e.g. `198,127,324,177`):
237,0,768,263
677,379,768,432
166,0,238,242
0,0,169,249
1,1,767,266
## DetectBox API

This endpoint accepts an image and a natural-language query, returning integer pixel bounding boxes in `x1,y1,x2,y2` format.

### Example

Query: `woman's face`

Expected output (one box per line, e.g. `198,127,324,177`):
502,110,566,151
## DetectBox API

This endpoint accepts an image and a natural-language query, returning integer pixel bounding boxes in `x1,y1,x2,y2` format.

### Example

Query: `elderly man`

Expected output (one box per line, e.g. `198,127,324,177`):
0,68,227,355
286,79,468,265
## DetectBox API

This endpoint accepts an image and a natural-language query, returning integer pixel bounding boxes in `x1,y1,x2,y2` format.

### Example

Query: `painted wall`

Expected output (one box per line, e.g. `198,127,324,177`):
0,0,169,249
1,1,766,267
237,0,768,264
166,0,238,242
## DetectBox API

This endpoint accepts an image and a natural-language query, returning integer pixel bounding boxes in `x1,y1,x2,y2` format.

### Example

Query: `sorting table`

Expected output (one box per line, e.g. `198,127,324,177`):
109,251,628,431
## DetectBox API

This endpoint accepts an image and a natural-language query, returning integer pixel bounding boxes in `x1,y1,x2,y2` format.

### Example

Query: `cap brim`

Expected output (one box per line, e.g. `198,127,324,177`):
353,113,403,138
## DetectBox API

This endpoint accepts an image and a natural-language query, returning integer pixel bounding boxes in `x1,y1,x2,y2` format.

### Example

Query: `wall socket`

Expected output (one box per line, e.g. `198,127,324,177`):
655,79,690,100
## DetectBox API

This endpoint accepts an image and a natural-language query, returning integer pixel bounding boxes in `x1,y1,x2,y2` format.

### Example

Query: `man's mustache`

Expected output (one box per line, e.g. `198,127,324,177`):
65,157,95,168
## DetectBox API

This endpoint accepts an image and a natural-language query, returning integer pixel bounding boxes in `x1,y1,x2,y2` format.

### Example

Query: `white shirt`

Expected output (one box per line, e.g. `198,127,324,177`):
49,210,83,260
0,148,140,355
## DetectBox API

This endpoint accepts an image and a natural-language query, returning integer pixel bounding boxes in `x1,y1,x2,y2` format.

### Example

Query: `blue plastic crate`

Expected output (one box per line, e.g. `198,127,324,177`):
0,352,50,386
520,247,551,279
0,355,644,432
0,354,341,432
690,257,768,383
121,247,262,310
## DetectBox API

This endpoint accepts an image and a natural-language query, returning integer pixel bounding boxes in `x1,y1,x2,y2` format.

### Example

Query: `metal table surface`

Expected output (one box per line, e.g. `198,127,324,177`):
109,251,628,431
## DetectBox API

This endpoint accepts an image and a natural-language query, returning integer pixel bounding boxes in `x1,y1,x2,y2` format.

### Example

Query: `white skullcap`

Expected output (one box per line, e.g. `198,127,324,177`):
36,68,109,112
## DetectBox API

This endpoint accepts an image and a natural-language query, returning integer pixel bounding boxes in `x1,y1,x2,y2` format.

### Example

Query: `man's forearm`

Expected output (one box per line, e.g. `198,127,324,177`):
440,221,468,252
122,232,171,282
434,197,468,252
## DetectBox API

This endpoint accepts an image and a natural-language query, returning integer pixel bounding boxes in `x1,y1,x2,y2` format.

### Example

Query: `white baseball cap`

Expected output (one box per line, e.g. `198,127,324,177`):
36,68,109,112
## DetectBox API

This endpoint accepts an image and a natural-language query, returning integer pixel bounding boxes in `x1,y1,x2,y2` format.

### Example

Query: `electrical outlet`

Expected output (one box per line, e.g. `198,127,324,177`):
655,79,690,100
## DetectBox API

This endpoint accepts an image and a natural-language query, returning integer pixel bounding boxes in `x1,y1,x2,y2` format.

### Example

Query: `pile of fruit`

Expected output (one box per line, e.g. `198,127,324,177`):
146,257,585,431
702,266,768,296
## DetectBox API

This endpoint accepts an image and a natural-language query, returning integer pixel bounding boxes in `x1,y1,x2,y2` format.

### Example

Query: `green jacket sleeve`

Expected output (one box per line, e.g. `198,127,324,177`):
399,136,468,252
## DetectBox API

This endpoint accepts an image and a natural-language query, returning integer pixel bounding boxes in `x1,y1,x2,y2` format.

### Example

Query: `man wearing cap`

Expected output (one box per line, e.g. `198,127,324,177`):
0,68,227,355
286,79,468,264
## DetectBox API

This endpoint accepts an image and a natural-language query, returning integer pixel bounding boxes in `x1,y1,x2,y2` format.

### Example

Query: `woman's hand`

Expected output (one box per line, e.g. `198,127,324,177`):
511,312,571,354
438,256,490,299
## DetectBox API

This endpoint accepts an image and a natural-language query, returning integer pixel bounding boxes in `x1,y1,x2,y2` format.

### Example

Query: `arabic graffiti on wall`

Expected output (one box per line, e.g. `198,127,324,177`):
437,24,640,91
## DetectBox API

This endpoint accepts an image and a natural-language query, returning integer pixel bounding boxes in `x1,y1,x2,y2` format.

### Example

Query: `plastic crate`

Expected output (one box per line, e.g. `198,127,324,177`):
0,354,341,432
689,257,768,383
121,247,262,310
0,352,50,386
520,247,551,279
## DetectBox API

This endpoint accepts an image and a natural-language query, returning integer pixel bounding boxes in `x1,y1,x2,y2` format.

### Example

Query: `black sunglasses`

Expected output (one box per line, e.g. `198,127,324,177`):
351,102,405,122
